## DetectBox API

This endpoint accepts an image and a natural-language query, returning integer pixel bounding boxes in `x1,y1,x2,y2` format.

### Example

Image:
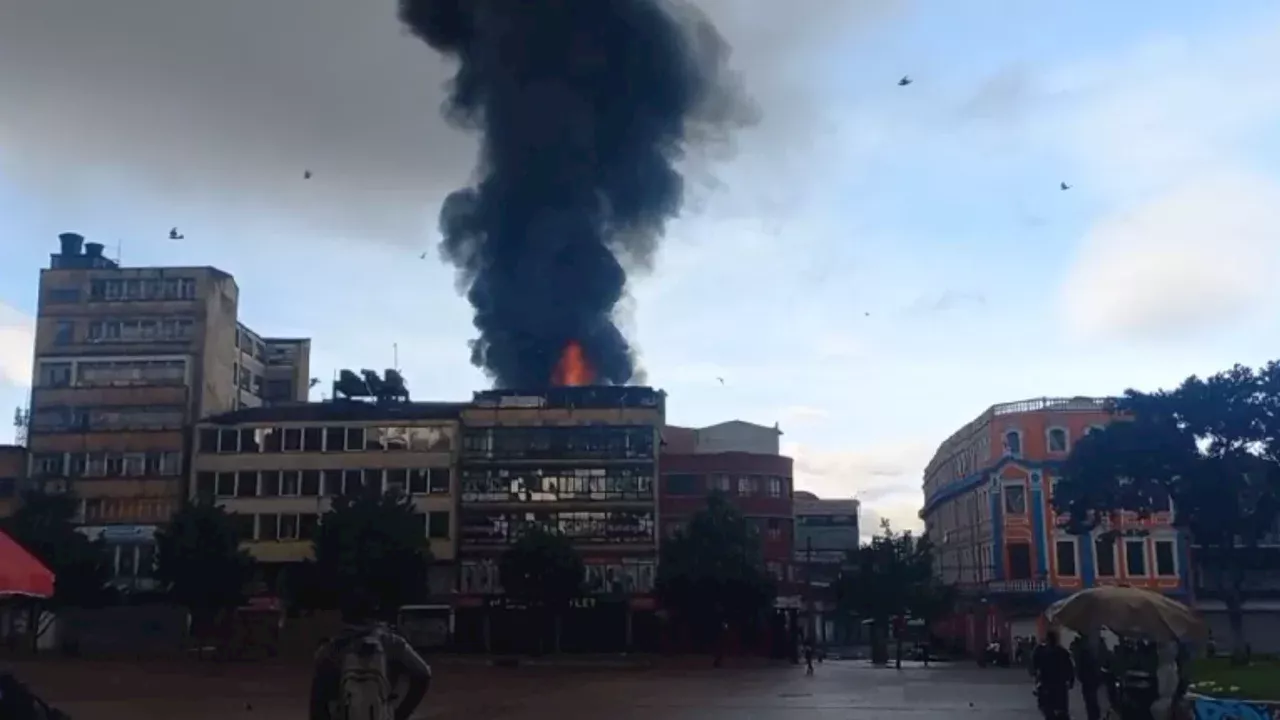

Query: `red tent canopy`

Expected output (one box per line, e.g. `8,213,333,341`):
0,530,55,599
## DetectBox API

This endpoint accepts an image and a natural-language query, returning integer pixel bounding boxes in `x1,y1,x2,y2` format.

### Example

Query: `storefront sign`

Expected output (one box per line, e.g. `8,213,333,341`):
77,525,157,543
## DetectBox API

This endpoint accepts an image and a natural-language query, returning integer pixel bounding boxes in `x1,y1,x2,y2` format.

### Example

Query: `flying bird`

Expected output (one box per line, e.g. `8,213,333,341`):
303,170,312,180
168,227,184,240
1060,182,1072,191
864,312,871,317
419,252,428,259
898,76,913,87
716,377,724,385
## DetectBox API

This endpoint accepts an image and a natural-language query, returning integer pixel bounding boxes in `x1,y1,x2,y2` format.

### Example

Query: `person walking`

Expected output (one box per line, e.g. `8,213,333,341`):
1032,631,1075,720
1072,633,1104,720
804,640,815,675
309,592,432,720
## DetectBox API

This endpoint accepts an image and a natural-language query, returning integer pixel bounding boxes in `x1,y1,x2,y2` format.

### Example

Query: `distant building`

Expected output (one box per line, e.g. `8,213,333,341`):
793,492,859,646
659,420,797,656
0,445,26,518
24,232,309,589
454,386,665,653
919,397,1189,653
232,324,312,408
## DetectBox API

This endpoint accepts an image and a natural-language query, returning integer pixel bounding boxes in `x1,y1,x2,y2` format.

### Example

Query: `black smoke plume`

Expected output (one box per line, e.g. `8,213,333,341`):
399,0,746,388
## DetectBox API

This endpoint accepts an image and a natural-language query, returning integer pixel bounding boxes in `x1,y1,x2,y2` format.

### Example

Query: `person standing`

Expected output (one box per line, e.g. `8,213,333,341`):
1032,631,1075,719
1071,634,1104,720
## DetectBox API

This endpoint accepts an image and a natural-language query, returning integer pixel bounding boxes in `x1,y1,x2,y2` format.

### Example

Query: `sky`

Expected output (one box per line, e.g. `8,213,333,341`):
4,0,1280,537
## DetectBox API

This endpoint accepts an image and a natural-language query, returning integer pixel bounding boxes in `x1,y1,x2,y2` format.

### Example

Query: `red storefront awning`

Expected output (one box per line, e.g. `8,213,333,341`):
0,530,55,599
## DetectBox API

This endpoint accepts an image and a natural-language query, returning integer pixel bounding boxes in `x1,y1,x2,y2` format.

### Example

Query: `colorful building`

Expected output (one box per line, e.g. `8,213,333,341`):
920,397,1190,653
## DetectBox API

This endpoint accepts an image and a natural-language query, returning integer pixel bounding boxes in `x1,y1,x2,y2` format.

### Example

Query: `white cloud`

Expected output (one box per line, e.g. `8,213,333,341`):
0,303,34,387
785,440,930,533
1053,13,1280,340
779,405,829,424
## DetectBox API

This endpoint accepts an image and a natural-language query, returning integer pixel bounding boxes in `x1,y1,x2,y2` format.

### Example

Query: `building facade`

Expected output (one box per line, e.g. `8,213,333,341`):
24,232,309,588
659,420,797,654
920,397,1190,653
793,493,860,646
191,401,461,599
454,386,664,653
0,445,26,518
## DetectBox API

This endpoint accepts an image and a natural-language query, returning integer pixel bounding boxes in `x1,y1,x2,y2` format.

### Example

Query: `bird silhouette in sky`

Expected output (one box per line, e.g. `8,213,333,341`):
716,377,725,385
168,227,184,240
419,252,427,259
898,76,913,87
1060,182,1072,191
303,170,312,180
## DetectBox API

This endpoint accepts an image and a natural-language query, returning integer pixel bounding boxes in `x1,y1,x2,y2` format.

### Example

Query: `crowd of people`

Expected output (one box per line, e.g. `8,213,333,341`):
1028,629,1191,720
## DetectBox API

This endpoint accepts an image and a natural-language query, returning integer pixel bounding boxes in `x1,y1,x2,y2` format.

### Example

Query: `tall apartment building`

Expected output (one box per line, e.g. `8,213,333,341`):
0,445,26,518
920,397,1189,653
25,233,309,587
191,401,461,614
454,386,664,653
659,420,797,655
793,492,859,646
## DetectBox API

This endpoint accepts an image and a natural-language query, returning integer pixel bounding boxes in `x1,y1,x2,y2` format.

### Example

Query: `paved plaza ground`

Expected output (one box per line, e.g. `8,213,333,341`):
7,657,1051,719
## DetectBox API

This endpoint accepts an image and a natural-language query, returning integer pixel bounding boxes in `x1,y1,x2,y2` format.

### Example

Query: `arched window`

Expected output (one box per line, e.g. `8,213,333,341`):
1003,430,1022,457
1047,427,1069,453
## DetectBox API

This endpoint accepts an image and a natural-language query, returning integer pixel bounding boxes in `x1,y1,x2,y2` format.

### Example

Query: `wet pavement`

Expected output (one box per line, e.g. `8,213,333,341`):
9,657,1045,719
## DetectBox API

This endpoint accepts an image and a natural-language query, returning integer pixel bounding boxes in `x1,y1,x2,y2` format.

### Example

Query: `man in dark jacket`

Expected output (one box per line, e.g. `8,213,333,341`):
310,593,432,720
1032,631,1075,718
1071,634,1104,720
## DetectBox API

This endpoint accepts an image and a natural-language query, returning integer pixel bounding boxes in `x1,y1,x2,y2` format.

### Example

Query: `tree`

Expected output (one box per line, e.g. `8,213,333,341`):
2,489,111,608
313,485,432,616
655,491,776,662
498,524,585,653
835,519,943,666
1053,362,1280,661
154,501,255,645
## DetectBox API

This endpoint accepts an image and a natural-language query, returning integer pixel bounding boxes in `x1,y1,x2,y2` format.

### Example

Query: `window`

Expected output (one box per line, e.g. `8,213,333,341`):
232,513,256,541
408,469,428,495
195,472,216,500
217,429,239,453
279,514,300,541
1155,540,1177,577
345,428,365,452
283,428,303,452
1047,428,1069,453
32,453,64,476
261,427,282,453
428,468,450,494
737,476,755,497
303,427,324,452
1055,539,1077,577
1003,484,1027,515
766,562,783,582
239,429,260,454
428,511,450,539
216,473,236,497
325,427,346,452
768,477,783,498
53,321,75,345
710,474,730,492
1125,539,1147,576
281,471,300,496
301,470,322,497
766,517,782,540
260,471,281,497
1007,542,1033,580
299,514,320,540
38,362,73,387
386,469,408,495
1003,430,1022,457
665,474,701,495
236,472,257,497
1095,537,1116,577
259,513,280,541
47,287,81,304
343,469,363,495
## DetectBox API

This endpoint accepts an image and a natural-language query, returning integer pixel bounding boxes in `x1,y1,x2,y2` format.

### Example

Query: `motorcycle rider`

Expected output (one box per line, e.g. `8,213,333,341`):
1031,630,1075,719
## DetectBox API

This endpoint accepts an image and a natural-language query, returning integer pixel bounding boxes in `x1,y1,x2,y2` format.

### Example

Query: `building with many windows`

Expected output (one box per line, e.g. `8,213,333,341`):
0,445,26,518
191,401,462,597
24,232,308,589
454,386,664,653
793,492,859,646
659,421,798,655
920,397,1189,653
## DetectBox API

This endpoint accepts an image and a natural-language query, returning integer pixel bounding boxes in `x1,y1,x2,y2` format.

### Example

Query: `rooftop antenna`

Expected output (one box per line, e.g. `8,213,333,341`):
115,239,123,265
393,343,399,372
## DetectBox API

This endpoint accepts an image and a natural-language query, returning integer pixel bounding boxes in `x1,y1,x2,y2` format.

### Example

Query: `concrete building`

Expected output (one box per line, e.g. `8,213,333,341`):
920,397,1189,653
0,445,27,518
659,420,797,654
191,401,462,597
233,324,312,409
454,386,664,653
24,232,309,588
793,492,860,645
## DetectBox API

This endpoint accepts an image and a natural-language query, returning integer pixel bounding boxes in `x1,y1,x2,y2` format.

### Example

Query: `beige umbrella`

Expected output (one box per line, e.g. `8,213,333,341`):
1045,586,1207,642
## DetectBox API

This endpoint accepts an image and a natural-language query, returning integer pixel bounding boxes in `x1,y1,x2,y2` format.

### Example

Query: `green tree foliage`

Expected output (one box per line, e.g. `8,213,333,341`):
2,489,111,607
836,519,948,665
1053,362,1280,658
499,524,585,653
154,501,255,619
313,485,432,615
655,491,776,653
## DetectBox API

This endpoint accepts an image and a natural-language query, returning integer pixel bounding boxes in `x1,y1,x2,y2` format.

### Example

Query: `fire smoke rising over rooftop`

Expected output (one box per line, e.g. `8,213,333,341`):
398,0,749,388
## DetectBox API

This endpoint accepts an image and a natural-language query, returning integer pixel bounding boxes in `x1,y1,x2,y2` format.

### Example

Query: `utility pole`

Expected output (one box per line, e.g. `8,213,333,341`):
805,536,815,645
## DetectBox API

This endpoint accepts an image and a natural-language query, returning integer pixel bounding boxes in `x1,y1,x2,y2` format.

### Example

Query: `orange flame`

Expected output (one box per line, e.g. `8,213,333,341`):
552,341,596,387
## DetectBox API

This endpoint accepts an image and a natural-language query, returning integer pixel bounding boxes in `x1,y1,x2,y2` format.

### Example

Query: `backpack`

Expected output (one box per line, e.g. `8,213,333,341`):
336,632,394,720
